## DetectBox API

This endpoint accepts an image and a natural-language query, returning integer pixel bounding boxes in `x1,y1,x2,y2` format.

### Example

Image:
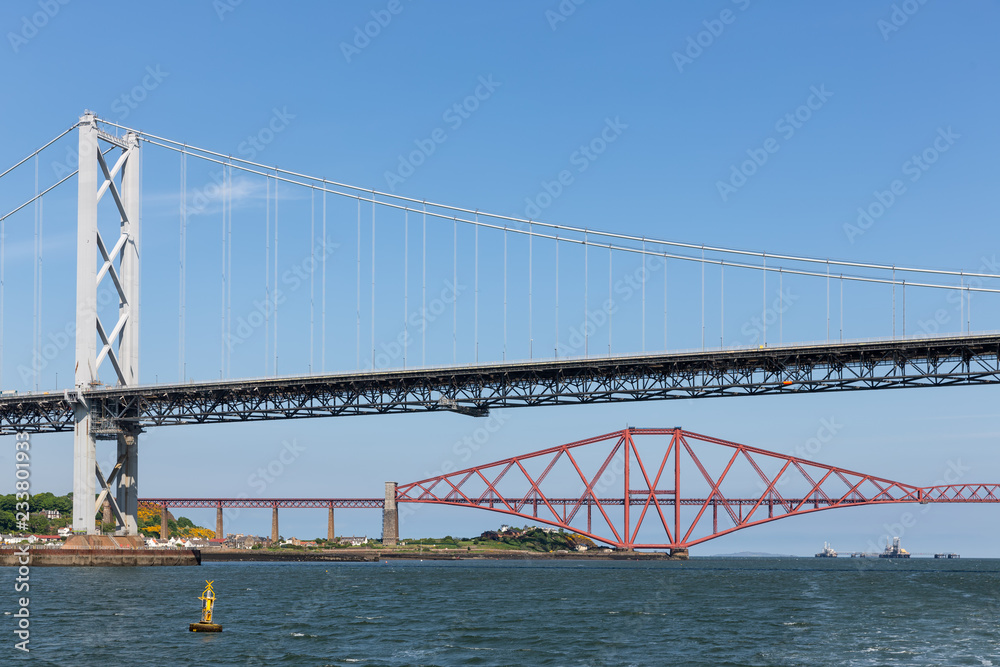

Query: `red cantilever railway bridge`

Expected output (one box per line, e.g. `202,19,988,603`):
140,428,1000,551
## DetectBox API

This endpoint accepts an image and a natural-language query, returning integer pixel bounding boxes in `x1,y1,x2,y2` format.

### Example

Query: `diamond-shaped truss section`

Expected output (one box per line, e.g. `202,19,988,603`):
91,132,137,386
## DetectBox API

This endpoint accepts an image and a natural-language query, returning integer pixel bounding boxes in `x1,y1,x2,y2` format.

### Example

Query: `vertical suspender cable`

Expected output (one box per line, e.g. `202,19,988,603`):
959,275,964,334
220,165,227,378
404,210,408,368
137,144,143,382
528,222,532,359
902,281,906,337
309,189,315,372
892,266,896,338
778,266,784,345
321,190,327,372
453,216,457,363
33,156,39,390
179,153,186,381
826,261,830,341
840,274,844,342
273,177,279,375
503,225,507,361
37,192,42,391
227,165,233,376
371,192,375,369
701,247,705,350
265,177,270,375
720,261,724,347
226,165,233,375
555,235,559,358
584,231,588,357
608,245,612,355
219,164,229,378
779,269,783,345
762,256,767,346
356,197,361,369
641,239,646,352
663,254,667,350
474,213,478,363
422,203,426,366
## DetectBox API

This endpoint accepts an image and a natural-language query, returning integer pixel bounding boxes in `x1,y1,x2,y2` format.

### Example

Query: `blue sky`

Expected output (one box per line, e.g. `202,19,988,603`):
2,1,1000,555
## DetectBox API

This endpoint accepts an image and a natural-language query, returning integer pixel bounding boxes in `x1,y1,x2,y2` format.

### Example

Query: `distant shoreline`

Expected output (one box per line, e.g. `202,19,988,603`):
201,548,686,563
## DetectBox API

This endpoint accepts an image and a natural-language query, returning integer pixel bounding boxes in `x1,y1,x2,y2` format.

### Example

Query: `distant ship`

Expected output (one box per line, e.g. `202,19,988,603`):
815,542,838,558
878,537,910,559
934,553,960,559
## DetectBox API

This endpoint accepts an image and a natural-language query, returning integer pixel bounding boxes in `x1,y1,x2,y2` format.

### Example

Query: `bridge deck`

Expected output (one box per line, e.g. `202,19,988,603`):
3,333,999,434
138,493,1000,510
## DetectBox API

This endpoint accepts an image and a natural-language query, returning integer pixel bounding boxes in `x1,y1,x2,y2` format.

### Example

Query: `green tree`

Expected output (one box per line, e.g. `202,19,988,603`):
53,494,73,514
28,513,50,534
32,492,57,511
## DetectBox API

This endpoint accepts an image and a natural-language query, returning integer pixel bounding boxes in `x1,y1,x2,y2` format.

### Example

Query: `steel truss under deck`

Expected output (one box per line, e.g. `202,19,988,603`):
1,333,998,435
139,498,384,509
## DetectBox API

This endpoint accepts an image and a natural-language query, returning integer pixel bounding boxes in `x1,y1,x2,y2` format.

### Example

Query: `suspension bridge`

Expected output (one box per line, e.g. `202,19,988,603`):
2,111,999,540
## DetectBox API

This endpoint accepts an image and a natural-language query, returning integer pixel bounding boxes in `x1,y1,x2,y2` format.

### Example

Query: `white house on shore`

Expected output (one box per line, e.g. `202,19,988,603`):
145,537,194,548
1,534,62,545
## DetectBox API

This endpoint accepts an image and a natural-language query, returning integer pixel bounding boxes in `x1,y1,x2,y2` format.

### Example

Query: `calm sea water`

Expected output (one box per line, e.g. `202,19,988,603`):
3,558,999,666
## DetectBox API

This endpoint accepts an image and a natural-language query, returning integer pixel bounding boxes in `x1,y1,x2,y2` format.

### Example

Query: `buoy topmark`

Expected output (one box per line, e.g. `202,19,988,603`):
189,580,223,632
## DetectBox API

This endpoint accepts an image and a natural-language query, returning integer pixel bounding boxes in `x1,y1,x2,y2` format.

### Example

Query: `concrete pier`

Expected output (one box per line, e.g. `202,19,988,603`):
0,547,201,567
160,506,168,539
382,482,398,546
216,506,224,540
328,507,335,542
271,506,279,543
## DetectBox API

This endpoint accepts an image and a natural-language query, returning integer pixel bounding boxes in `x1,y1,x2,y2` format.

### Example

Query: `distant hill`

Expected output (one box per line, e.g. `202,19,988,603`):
474,526,596,552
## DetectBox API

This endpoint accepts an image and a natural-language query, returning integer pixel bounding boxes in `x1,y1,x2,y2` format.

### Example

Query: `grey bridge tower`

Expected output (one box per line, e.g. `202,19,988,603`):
72,112,142,535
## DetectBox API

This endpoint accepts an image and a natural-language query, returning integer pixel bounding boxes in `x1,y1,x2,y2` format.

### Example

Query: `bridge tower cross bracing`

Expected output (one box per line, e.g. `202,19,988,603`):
72,111,142,535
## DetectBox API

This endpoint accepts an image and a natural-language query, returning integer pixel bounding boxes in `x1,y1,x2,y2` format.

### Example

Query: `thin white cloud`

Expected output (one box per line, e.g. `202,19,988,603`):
145,174,301,218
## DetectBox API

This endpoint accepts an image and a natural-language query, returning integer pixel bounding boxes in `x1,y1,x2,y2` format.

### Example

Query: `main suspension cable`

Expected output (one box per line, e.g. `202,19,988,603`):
99,119,1000,283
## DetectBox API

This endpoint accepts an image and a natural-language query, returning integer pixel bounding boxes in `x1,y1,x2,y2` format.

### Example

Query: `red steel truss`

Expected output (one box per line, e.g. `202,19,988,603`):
138,498,383,509
395,428,1000,550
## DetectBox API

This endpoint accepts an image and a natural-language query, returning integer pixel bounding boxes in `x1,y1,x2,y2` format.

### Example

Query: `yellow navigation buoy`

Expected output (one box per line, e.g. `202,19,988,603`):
189,580,223,632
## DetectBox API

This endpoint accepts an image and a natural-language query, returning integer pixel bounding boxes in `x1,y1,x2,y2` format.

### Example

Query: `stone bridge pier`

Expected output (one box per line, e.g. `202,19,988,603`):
382,482,398,546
